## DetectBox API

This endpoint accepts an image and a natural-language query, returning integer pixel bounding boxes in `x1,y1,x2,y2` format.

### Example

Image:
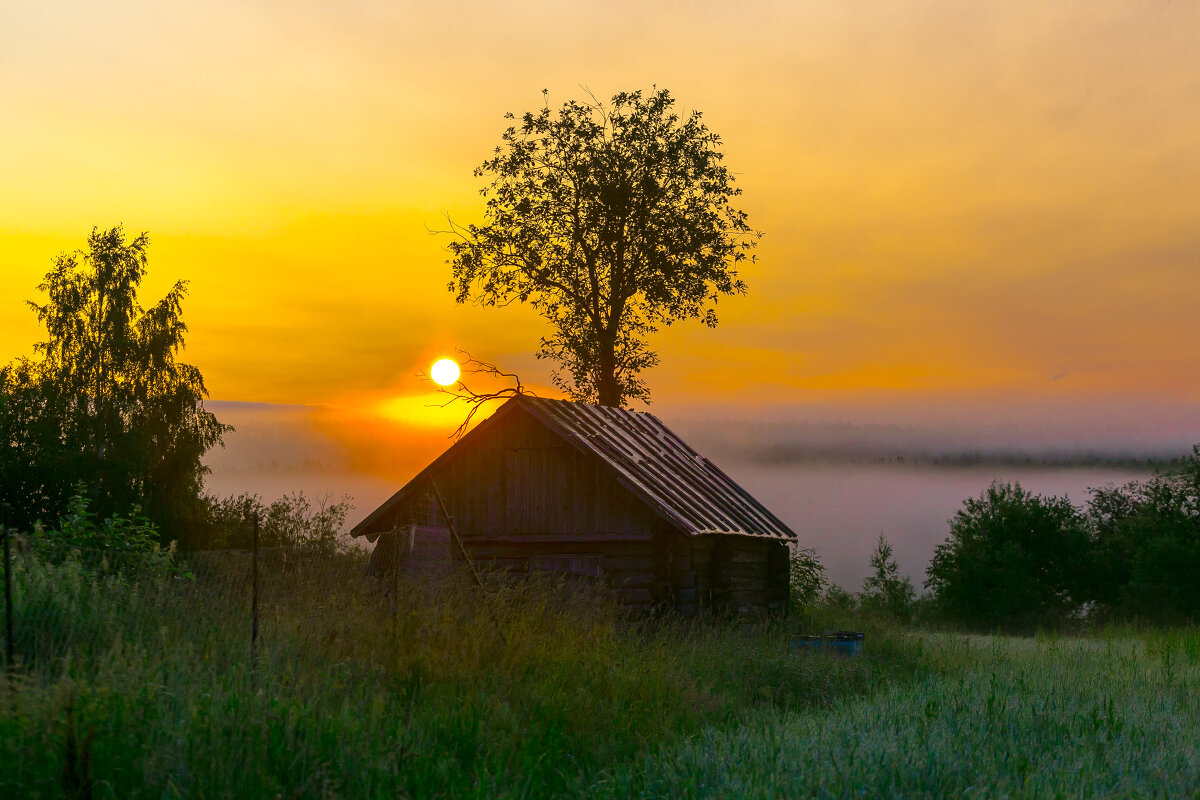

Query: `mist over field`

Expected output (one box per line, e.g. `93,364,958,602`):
202,399,1197,588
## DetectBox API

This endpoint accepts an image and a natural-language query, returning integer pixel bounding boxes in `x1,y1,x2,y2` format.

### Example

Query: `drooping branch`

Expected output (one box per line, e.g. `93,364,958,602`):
424,349,535,439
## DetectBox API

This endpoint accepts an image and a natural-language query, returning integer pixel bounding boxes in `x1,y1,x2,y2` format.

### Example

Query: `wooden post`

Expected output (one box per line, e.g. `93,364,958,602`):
390,519,400,632
429,479,485,590
251,510,260,689
2,504,13,668
429,478,506,646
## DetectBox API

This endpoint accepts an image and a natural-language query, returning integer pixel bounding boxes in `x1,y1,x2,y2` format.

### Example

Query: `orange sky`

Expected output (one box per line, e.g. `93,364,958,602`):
3,0,1199,424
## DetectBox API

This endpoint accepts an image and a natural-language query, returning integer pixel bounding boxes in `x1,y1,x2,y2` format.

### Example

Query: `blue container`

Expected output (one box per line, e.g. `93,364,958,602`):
789,630,864,657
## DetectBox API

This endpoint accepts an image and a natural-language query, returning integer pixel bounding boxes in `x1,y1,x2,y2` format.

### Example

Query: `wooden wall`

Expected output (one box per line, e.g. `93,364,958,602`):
684,535,790,618
368,525,453,581
375,404,790,616
386,407,656,539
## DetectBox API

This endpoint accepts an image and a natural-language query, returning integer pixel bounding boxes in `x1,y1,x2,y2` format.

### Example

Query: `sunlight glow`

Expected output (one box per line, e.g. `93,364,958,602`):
430,358,460,386
375,392,462,427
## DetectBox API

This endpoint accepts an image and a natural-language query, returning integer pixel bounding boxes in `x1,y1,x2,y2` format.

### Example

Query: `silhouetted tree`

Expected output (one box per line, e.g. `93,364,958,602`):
925,481,1089,630
447,88,758,407
0,226,228,542
860,532,915,622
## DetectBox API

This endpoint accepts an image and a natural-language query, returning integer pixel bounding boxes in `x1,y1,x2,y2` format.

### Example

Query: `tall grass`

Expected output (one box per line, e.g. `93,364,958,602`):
590,630,1200,799
0,550,933,799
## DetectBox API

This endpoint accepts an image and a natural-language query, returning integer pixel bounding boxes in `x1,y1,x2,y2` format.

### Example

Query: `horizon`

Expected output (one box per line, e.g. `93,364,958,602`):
201,396,1194,588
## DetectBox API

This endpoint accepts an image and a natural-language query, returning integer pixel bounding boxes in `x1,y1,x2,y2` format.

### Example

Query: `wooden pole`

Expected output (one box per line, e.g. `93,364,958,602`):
429,478,506,646
429,479,485,590
390,520,400,631
2,504,13,668
251,510,259,689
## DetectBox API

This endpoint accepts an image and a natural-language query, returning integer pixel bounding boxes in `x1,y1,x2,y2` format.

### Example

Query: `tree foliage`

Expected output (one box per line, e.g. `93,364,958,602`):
447,88,758,406
1085,447,1200,623
0,226,228,542
925,451,1200,629
860,532,916,622
788,545,828,613
925,482,1089,630
204,492,353,555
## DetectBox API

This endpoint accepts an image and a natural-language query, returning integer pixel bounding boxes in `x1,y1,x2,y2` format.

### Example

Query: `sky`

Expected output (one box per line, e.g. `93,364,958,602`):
3,0,1199,488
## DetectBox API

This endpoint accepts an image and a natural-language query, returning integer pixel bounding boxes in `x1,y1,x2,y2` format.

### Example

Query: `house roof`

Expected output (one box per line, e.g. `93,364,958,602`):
350,395,797,542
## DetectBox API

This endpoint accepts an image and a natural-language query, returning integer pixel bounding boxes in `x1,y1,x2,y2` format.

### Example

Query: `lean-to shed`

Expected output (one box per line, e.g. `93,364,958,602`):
350,395,796,616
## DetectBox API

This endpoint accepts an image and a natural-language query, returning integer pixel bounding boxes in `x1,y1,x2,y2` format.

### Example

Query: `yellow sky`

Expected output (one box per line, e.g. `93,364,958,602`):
3,0,1199,419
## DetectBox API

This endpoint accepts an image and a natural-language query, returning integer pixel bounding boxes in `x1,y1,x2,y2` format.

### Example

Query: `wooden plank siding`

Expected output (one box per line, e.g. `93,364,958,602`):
365,401,790,617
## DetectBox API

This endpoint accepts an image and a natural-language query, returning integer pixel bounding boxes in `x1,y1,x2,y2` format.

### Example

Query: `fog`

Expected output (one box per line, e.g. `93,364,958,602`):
203,400,1195,588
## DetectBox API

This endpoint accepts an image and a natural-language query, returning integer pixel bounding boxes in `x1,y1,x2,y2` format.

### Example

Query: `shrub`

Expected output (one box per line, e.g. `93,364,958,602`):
27,487,181,580
203,491,353,553
860,532,916,622
925,481,1089,630
821,584,859,614
788,545,827,613
1086,446,1200,623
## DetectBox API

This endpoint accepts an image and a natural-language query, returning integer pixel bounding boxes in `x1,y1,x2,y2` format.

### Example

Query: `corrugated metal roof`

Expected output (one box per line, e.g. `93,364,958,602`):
350,395,796,541
518,397,795,540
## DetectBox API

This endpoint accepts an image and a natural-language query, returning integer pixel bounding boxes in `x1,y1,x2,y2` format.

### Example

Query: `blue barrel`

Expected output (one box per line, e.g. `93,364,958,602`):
789,630,864,656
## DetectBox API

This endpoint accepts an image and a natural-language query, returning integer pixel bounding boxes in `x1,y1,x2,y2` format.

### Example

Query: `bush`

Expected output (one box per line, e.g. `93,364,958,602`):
203,491,353,553
788,545,827,614
925,481,1089,630
821,584,859,614
27,487,181,580
1086,446,1200,624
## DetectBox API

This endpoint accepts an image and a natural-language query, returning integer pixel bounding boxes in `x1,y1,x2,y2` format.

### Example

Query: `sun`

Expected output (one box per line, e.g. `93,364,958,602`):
430,358,460,386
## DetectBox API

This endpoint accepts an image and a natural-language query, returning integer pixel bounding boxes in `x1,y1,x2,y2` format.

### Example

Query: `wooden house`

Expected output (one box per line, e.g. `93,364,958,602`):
350,395,796,616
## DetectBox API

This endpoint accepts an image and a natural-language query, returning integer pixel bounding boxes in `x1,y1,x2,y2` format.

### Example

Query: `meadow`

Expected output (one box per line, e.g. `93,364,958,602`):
590,631,1200,798
2,549,1198,799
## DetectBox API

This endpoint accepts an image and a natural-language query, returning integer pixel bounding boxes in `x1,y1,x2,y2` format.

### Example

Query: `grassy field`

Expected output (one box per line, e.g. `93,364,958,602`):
0,549,931,799
590,631,1200,799
2,551,1198,799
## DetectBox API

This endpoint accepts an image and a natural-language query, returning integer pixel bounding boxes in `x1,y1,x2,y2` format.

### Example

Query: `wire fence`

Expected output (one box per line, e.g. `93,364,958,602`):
0,516,402,683
0,516,577,696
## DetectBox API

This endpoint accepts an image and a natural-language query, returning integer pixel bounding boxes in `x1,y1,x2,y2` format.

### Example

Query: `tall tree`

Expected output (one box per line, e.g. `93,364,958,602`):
447,88,758,407
0,226,228,541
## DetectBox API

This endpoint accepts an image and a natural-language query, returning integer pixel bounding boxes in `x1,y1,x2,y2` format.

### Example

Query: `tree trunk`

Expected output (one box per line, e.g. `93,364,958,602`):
596,342,621,407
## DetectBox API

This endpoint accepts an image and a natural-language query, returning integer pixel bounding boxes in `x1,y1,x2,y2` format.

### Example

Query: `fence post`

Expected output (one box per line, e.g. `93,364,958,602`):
390,520,400,632
251,510,260,690
3,504,13,668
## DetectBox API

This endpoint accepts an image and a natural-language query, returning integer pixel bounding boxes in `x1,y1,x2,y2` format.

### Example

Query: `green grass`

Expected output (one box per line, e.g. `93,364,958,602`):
0,551,931,799
588,630,1200,799
7,551,1197,799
